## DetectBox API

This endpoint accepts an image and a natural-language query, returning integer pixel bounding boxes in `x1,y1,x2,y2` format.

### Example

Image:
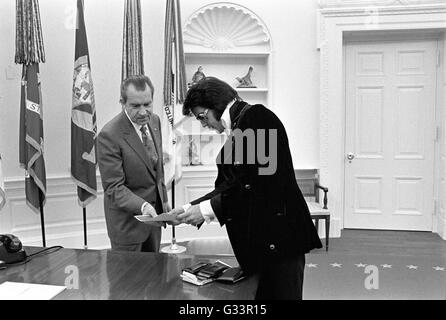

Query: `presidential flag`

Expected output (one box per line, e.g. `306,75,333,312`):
162,0,187,188
0,154,6,211
19,63,46,213
71,0,97,207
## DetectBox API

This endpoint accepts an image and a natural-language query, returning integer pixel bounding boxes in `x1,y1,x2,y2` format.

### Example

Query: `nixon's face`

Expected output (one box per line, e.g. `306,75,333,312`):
123,84,153,126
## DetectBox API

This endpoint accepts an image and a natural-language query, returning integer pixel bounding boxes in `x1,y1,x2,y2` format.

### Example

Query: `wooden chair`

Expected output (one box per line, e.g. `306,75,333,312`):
295,170,330,251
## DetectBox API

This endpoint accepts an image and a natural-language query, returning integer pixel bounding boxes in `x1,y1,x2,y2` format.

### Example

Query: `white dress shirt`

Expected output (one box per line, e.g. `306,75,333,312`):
184,100,235,223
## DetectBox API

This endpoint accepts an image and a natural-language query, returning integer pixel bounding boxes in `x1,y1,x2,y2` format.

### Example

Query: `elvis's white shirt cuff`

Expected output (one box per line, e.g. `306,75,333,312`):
199,200,216,224
141,202,148,214
182,203,191,213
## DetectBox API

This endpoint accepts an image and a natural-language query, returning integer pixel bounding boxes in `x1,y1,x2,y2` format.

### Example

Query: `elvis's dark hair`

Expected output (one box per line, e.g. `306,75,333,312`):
183,77,240,119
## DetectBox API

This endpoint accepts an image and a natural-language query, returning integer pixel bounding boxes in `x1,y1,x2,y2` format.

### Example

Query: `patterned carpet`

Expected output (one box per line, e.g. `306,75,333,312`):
303,253,446,300
182,231,446,300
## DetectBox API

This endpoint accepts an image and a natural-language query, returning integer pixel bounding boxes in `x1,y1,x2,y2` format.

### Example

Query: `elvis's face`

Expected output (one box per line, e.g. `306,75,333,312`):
192,106,225,133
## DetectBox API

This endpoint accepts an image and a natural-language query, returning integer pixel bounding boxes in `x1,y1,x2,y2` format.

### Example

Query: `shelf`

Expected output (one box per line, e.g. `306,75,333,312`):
182,165,217,172
185,51,270,58
181,3,272,177
236,88,268,92
184,132,225,136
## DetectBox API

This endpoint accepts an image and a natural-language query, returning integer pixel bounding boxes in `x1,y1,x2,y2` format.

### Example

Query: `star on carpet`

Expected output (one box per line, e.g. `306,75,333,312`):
306,263,318,268
381,264,392,269
406,265,418,270
355,263,367,268
433,266,445,271
330,263,342,268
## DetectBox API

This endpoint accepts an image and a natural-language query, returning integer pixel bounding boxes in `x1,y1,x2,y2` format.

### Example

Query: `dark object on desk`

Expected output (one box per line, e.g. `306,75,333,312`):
0,234,27,264
181,260,241,286
183,261,209,274
197,260,229,279
216,267,245,284
182,261,229,280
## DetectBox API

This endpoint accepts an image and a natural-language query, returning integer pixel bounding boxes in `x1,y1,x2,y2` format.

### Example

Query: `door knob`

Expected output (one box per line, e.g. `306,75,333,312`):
347,152,355,162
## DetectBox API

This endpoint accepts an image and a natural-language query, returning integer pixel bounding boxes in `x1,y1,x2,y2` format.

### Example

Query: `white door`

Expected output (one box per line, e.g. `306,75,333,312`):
344,40,438,231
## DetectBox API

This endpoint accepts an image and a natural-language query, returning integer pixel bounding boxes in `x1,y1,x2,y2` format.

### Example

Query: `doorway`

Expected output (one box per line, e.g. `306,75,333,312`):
344,38,439,231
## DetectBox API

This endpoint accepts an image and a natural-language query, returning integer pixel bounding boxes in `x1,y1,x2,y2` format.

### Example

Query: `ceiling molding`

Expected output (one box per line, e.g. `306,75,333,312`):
318,0,446,17
319,0,446,8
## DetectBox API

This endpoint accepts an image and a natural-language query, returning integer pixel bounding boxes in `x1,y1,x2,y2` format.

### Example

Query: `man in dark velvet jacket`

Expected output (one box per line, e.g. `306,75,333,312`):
171,77,322,300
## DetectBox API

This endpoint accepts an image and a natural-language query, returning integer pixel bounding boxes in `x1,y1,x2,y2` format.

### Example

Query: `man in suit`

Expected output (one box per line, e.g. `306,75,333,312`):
98,75,169,252
171,77,322,299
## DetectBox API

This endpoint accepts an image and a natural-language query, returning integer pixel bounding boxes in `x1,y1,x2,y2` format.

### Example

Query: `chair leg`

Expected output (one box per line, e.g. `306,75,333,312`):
325,217,330,251
314,218,319,233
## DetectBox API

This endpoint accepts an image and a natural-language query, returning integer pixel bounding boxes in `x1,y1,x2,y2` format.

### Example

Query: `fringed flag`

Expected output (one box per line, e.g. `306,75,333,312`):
71,0,97,207
16,0,46,214
122,0,144,80
162,0,187,188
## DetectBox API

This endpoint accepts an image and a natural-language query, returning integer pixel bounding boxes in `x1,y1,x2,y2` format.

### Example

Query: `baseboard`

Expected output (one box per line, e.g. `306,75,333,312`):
437,215,446,240
2,174,342,250
18,221,229,250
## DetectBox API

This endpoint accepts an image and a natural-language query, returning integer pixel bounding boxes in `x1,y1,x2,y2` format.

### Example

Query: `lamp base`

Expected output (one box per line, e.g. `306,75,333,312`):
160,243,187,254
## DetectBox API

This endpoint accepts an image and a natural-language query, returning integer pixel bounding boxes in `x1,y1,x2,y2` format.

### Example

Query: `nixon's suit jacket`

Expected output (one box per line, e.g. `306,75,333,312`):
98,111,168,245
191,101,322,273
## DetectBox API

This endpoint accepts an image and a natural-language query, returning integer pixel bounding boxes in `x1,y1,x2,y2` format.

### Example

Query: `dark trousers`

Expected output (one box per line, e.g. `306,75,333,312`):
255,254,306,300
110,226,161,252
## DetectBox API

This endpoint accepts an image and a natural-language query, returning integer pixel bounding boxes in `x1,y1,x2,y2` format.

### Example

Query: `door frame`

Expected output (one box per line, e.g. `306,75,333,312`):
317,2,446,238
342,34,442,231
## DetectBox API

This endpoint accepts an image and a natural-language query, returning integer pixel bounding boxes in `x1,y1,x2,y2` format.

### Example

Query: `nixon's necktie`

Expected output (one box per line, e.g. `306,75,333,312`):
140,125,159,166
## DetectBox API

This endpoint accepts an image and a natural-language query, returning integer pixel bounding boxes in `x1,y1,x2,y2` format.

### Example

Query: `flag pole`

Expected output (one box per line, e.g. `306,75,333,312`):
160,0,186,254
83,207,88,249
161,177,186,254
171,179,176,244
39,197,46,247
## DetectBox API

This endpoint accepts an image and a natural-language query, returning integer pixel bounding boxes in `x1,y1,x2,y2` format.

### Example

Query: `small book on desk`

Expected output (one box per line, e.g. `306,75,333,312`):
181,260,246,286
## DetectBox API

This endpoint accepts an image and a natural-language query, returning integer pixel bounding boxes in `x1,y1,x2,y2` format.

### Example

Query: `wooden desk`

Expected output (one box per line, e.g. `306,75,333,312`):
0,247,258,300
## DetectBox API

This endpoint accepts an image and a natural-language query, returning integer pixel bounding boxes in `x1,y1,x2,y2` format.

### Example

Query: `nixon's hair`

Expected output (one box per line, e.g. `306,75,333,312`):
120,74,154,104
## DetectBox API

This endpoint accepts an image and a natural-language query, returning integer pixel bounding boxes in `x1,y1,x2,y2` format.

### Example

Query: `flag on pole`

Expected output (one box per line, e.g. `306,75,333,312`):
71,0,97,207
17,0,46,214
162,0,187,188
0,154,6,211
122,0,144,81
19,63,46,213
16,0,47,246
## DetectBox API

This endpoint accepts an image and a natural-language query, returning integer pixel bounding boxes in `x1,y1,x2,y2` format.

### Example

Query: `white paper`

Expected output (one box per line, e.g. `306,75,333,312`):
135,212,177,222
0,282,66,300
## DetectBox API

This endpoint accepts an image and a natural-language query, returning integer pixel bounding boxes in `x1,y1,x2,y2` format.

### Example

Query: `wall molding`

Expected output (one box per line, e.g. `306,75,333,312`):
319,4,446,17
1,174,230,248
437,215,446,239
318,0,446,9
